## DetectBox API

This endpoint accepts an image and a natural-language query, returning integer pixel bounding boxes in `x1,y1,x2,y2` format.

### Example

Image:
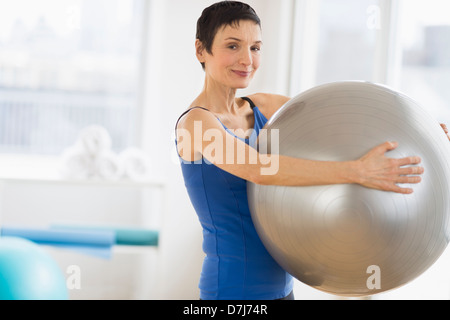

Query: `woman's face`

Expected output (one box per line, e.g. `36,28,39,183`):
198,20,262,89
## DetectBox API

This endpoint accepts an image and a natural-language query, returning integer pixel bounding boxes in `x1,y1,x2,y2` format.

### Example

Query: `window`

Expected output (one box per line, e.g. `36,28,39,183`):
397,0,450,123
291,0,450,123
315,0,379,85
0,0,145,155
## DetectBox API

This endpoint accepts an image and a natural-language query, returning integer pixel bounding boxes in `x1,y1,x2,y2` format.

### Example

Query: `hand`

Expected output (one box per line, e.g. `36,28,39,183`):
441,124,450,141
357,142,424,194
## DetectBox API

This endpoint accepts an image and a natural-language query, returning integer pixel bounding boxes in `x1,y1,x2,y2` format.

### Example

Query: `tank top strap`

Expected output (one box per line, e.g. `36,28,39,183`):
241,97,257,109
176,98,257,130
175,106,211,133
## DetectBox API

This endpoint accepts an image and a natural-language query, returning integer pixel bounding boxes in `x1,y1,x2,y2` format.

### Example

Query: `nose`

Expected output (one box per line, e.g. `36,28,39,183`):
239,48,253,66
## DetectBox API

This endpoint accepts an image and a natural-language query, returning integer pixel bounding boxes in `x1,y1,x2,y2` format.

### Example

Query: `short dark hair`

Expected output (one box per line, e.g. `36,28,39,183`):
196,1,261,69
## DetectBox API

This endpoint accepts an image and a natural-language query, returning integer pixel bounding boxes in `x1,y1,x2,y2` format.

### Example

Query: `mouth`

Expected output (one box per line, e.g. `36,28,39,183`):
232,70,253,78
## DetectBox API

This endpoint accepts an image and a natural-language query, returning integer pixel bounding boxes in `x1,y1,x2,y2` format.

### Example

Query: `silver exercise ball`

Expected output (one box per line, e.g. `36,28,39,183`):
248,81,450,297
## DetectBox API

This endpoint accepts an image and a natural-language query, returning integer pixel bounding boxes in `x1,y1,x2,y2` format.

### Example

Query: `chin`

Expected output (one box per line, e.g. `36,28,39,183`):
233,79,253,90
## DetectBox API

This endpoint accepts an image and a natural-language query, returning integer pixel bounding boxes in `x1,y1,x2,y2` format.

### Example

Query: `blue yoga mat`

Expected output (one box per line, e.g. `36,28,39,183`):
0,226,115,247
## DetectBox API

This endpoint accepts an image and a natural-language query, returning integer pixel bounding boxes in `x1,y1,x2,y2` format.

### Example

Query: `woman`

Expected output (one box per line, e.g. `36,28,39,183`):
175,1,424,300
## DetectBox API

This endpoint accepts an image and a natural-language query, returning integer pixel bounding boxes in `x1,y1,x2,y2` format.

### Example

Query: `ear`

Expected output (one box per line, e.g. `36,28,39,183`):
195,39,206,64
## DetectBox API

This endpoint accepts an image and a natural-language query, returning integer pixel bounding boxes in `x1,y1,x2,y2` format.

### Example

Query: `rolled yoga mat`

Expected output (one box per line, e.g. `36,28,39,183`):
50,225,159,246
0,226,115,247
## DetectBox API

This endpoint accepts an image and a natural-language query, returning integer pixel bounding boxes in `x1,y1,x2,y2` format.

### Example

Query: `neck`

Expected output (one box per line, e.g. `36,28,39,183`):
200,78,239,113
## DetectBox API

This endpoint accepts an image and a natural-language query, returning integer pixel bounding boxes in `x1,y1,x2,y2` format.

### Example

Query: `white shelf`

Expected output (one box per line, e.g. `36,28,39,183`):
0,153,165,189
41,244,159,255
113,245,159,255
0,176,165,189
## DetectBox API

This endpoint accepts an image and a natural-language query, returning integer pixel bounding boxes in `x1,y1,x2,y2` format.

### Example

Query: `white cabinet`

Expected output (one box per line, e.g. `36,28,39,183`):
0,177,165,300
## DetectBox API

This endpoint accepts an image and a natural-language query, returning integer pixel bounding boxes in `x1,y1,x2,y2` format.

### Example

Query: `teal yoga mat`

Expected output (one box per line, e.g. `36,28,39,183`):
51,225,159,246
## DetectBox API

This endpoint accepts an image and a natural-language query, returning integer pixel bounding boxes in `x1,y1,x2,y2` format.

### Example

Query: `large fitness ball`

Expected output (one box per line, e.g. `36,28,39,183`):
248,81,450,297
0,237,68,300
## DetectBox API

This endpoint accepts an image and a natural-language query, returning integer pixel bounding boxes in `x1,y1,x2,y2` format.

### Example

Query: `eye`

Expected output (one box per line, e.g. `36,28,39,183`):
252,46,261,52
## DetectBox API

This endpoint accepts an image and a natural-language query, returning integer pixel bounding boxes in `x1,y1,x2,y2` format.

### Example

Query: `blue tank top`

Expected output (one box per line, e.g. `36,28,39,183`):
175,97,293,300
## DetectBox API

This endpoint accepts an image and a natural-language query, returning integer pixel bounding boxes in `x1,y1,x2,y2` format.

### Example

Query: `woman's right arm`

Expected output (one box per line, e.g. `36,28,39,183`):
176,109,424,194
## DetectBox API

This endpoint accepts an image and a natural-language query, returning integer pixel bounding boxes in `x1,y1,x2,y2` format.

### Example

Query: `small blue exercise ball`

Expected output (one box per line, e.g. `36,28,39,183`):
0,237,68,300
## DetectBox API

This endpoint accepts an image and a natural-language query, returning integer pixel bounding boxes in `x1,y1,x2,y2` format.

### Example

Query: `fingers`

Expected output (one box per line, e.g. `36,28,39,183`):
395,175,422,184
387,144,423,194
390,185,414,195
376,141,398,153
384,175,421,195
441,124,450,141
398,165,424,176
395,156,422,167
362,141,424,194
368,141,397,157
390,159,423,195
378,141,422,170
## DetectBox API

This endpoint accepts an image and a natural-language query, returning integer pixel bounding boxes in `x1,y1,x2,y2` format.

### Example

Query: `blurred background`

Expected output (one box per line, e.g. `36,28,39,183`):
0,0,449,300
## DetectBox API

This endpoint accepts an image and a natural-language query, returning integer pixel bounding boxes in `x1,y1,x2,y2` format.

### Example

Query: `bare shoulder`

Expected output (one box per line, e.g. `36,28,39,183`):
176,107,217,131
177,107,207,127
176,107,224,162
246,93,291,119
